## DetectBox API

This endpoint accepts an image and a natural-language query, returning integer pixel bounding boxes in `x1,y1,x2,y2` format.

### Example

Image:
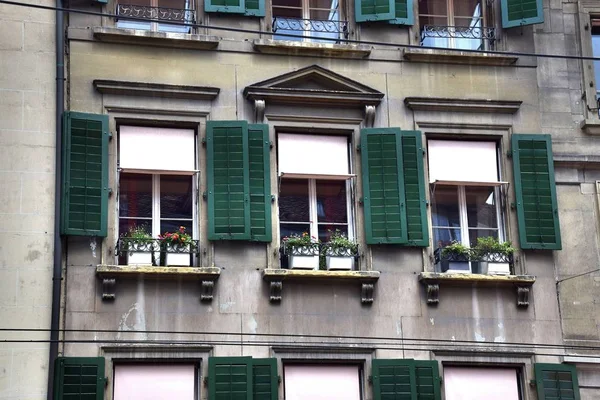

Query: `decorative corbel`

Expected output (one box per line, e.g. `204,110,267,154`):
364,105,376,128
269,280,283,303
201,280,215,302
516,286,530,308
361,283,375,304
425,283,440,305
255,99,266,123
102,278,116,301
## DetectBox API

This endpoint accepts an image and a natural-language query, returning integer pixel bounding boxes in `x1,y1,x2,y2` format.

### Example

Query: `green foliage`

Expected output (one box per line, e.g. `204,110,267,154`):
283,232,319,248
471,236,516,259
125,225,152,241
323,229,358,255
441,241,471,258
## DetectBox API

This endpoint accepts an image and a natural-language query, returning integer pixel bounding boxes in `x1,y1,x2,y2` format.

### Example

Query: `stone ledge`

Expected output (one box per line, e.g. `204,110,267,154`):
253,39,371,58
403,48,518,66
404,97,522,114
96,265,220,302
262,269,380,304
580,119,600,135
92,27,220,50
94,80,220,100
418,272,535,308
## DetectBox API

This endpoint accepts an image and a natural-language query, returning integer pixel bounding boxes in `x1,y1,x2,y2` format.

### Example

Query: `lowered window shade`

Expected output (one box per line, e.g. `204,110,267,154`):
113,364,196,400
119,126,196,173
444,367,519,400
428,140,498,183
284,365,360,400
278,134,350,176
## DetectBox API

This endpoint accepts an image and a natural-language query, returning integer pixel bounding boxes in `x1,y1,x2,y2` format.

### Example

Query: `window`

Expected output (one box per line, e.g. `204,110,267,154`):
116,0,194,33
284,364,361,400
428,140,506,273
443,367,521,400
593,18,600,115
117,126,197,266
418,0,493,50
277,133,354,242
113,364,198,400
271,0,345,43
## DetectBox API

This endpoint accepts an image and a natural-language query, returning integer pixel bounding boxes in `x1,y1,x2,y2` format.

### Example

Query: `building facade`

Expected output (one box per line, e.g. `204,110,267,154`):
4,0,600,398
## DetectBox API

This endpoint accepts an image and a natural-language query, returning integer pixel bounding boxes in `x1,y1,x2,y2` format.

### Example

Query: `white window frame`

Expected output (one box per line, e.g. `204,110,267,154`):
283,362,363,400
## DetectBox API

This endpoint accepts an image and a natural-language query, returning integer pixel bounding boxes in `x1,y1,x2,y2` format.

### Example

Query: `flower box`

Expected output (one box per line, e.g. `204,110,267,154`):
289,254,320,270
325,256,354,271
127,251,153,266
165,244,191,266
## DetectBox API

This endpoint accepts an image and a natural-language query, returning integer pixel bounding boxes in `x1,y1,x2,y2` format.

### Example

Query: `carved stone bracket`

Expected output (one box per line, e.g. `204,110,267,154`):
516,286,530,308
102,278,116,300
201,280,215,302
364,105,376,128
269,280,283,303
361,283,375,304
425,283,440,305
255,99,266,123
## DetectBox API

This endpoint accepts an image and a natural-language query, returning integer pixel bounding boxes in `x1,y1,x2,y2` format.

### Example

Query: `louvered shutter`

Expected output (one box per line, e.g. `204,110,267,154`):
61,112,109,237
248,124,272,242
501,0,544,28
54,357,105,400
389,0,413,25
372,359,418,400
252,358,278,400
205,0,245,13
512,134,561,250
207,121,251,240
534,363,580,400
245,0,265,16
414,360,441,400
209,357,253,400
401,131,428,247
355,0,395,22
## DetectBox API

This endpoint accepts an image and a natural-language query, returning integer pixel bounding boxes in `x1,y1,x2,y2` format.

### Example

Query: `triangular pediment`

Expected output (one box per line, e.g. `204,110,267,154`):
243,65,384,107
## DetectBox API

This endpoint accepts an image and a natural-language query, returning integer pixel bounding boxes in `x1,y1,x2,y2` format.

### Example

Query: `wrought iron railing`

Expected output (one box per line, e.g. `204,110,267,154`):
116,4,196,25
272,17,349,40
117,238,200,267
279,241,359,270
420,25,496,49
434,248,514,274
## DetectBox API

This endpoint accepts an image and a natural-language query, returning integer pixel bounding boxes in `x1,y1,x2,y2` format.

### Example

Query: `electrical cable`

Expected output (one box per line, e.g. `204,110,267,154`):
1,0,600,62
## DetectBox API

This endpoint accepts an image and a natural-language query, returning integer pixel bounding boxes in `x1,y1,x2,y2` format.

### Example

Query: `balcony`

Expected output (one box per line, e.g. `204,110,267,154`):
116,3,195,33
433,247,514,275
279,241,360,271
420,24,496,51
116,238,200,267
271,17,349,42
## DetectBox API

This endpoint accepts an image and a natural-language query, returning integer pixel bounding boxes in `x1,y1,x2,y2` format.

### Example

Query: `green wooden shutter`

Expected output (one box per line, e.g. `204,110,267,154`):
389,0,413,25
534,363,580,400
501,0,543,28
401,131,428,247
54,357,105,400
207,121,251,241
252,358,278,400
414,361,441,400
355,0,395,22
361,128,407,245
209,357,253,400
248,124,272,242
372,359,418,400
512,134,561,250
61,112,109,237
245,0,265,16
205,0,245,13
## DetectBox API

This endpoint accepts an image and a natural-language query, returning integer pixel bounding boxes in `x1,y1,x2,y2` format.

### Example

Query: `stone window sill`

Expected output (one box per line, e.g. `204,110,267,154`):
262,269,380,304
92,27,220,50
418,272,535,308
580,119,600,135
253,39,371,58
403,48,518,66
96,265,220,302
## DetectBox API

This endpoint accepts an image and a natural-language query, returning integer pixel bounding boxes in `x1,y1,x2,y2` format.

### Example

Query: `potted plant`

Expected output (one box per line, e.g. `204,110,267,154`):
322,230,358,271
159,226,193,266
283,232,320,270
471,237,515,275
121,225,155,266
437,241,471,273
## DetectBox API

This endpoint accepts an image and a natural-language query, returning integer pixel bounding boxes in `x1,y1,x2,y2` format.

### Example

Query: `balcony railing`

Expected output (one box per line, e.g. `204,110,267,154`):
272,17,349,40
116,4,196,25
117,238,200,267
279,241,359,270
420,25,496,50
434,248,514,275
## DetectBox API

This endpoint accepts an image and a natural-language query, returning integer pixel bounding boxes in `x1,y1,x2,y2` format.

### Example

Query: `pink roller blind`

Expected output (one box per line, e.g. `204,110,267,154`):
284,365,360,400
428,140,498,183
120,126,196,172
278,134,350,176
444,367,519,400
114,364,196,400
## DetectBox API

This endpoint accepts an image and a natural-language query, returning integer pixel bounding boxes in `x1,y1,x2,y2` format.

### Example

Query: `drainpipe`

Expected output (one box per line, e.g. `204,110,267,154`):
47,0,64,397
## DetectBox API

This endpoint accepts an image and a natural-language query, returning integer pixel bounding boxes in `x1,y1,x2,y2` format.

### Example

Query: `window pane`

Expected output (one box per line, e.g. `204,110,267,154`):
433,227,461,249
119,219,153,237
160,219,193,235
316,180,347,223
317,225,348,243
273,0,302,17
418,0,447,17
466,186,498,229
592,22,600,102
280,223,311,239
160,175,193,219
279,179,310,222
468,229,499,248
453,0,480,20
159,0,187,8
431,186,460,227
119,173,152,218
